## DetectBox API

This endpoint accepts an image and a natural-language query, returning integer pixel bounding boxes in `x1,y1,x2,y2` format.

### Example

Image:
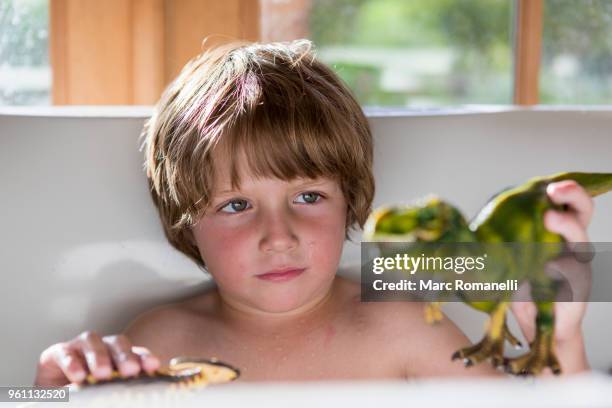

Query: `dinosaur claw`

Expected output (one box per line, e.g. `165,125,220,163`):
491,356,503,368
503,329,561,376
448,304,510,371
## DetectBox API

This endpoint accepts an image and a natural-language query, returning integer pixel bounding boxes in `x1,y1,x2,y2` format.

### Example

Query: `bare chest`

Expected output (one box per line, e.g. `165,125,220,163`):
156,319,403,381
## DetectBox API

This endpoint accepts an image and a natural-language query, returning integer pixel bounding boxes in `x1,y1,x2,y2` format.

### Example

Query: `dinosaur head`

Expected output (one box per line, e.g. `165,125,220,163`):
363,195,465,242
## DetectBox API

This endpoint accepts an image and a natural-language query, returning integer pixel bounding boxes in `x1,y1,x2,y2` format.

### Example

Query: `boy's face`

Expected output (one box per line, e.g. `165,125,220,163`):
191,149,348,314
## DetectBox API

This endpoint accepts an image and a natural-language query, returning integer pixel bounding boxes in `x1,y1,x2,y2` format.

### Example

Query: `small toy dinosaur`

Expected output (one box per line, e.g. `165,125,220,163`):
363,172,612,375
83,357,240,388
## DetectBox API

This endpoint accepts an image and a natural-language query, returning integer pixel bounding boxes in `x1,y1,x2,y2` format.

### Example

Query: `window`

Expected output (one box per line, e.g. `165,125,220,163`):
1,0,611,107
540,0,612,104
0,0,50,106
309,0,514,107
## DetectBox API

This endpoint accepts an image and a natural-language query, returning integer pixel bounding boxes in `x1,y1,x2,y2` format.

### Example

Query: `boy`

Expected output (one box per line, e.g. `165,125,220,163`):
34,39,591,386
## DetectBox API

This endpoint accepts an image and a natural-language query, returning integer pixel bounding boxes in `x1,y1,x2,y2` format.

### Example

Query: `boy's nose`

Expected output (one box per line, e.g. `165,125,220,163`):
259,211,299,253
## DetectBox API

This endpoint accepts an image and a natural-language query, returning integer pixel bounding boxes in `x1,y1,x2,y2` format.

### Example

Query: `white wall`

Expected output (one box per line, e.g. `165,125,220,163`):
1,107,611,385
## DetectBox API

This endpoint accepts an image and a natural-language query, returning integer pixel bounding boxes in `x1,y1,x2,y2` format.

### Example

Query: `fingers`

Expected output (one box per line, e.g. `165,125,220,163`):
47,344,87,384
544,209,589,243
546,181,594,229
103,335,142,378
75,331,113,380
132,346,161,375
36,331,160,387
544,206,595,263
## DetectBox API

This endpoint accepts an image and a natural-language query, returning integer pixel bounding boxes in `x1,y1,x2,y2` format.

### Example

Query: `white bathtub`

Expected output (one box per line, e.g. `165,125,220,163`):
1,106,612,400
16,372,612,407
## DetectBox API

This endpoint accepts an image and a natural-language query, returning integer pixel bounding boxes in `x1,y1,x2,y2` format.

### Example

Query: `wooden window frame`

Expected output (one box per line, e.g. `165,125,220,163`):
49,0,543,106
50,0,260,105
514,0,543,106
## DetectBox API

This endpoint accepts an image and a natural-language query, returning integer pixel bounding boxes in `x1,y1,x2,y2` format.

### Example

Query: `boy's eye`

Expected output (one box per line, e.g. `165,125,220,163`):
220,199,250,213
295,192,322,204
219,192,322,214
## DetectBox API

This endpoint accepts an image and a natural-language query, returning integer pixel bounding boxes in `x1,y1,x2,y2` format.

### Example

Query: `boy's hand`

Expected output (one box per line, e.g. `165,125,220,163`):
34,331,160,387
511,180,593,371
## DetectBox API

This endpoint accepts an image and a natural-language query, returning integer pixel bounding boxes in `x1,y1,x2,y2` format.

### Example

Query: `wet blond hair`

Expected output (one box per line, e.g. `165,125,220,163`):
141,38,374,269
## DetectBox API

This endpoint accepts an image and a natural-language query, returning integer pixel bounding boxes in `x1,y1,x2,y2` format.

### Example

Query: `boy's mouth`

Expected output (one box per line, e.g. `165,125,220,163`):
256,267,306,282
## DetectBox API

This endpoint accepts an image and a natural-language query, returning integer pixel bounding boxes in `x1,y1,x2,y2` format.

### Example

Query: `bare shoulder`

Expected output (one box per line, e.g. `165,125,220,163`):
335,276,439,333
123,289,219,361
337,277,500,378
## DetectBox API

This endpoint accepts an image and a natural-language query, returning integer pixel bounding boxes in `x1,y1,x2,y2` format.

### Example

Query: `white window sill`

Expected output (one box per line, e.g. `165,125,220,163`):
1,105,612,118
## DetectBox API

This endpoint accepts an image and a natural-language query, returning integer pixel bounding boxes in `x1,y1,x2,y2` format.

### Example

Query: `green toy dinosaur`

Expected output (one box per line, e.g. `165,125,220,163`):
363,172,612,375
